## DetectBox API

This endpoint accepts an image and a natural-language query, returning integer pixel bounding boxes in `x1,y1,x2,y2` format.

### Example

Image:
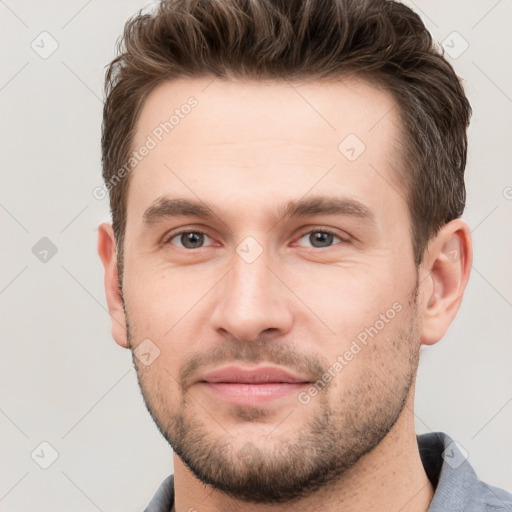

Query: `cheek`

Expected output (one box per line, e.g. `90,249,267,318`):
123,266,199,339
320,308,418,405
286,262,409,336
124,269,207,375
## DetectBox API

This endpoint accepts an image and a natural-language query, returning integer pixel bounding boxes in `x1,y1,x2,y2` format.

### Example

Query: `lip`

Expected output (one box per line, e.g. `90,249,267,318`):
196,365,311,406
199,365,309,384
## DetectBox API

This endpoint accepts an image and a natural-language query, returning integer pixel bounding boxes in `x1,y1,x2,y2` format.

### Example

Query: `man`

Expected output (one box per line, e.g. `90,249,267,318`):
97,0,512,510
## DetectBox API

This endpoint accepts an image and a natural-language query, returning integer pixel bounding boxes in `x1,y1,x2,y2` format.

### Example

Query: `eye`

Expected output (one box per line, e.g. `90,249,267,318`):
165,231,214,249
164,228,348,251
295,229,346,249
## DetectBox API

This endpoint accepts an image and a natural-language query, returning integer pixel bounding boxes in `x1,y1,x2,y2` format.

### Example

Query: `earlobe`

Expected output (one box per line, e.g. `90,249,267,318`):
419,220,472,346
97,222,129,349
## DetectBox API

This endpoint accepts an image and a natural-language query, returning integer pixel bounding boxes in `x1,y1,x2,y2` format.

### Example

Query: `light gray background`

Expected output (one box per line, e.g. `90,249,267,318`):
1,0,511,510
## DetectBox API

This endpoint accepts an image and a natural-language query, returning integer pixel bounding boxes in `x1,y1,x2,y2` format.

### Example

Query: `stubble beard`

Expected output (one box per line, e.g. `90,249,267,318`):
125,289,421,504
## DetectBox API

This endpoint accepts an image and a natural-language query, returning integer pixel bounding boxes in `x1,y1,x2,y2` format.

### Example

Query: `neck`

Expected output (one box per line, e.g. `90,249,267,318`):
172,394,434,512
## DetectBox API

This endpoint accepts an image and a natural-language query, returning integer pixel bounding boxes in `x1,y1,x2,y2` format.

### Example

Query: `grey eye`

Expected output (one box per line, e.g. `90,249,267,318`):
169,231,212,249
297,231,341,248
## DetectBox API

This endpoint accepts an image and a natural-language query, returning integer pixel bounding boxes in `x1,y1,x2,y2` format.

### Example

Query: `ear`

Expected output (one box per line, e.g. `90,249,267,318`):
97,222,129,348
419,219,472,346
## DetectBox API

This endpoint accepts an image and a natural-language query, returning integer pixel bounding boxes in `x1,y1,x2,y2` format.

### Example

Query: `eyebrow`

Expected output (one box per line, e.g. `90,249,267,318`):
142,194,375,228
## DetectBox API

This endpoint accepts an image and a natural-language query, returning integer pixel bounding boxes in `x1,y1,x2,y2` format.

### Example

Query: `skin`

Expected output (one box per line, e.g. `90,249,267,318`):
98,77,472,512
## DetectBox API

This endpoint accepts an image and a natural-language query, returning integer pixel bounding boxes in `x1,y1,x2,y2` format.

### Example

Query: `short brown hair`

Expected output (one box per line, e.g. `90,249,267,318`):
102,0,471,282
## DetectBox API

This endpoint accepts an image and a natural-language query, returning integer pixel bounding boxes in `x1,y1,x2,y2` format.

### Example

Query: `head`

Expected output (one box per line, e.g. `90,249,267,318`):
98,0,472,504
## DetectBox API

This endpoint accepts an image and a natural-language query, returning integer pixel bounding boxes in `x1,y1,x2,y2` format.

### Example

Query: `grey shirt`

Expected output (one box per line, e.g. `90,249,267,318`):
144,431,512,511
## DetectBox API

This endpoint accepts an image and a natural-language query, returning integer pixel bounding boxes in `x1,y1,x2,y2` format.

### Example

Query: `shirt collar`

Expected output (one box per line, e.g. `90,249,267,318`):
418,431,511,511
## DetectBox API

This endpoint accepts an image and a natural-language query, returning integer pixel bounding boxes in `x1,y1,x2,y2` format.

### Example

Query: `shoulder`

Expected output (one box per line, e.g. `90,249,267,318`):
143,474,175,512
478,481,512,511
417,432,512,511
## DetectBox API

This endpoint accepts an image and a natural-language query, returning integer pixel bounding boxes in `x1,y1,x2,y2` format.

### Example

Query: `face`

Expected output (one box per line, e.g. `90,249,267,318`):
120,77,422,503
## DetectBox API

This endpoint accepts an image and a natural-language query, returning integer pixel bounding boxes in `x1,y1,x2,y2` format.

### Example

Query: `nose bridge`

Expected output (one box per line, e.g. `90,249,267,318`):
227,243,275,313
210,239,293,340
235,246,268,297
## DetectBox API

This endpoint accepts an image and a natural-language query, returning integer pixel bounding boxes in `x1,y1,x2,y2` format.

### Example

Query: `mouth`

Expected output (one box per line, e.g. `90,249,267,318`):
196,365,312,406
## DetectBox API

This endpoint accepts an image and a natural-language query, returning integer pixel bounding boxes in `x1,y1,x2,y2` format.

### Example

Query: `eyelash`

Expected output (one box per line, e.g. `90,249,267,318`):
163,227,349,250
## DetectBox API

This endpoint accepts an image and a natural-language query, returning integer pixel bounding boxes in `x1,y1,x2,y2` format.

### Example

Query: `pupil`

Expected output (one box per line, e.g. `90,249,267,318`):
183,232,203,248
312,232,332,247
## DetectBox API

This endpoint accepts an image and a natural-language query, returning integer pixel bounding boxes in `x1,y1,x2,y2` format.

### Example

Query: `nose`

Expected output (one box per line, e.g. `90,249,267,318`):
210,246,294,342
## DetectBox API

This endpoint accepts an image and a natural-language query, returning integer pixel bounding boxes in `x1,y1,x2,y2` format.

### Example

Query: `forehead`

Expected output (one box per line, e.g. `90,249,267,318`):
127,76,406,228
134,76,400,149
